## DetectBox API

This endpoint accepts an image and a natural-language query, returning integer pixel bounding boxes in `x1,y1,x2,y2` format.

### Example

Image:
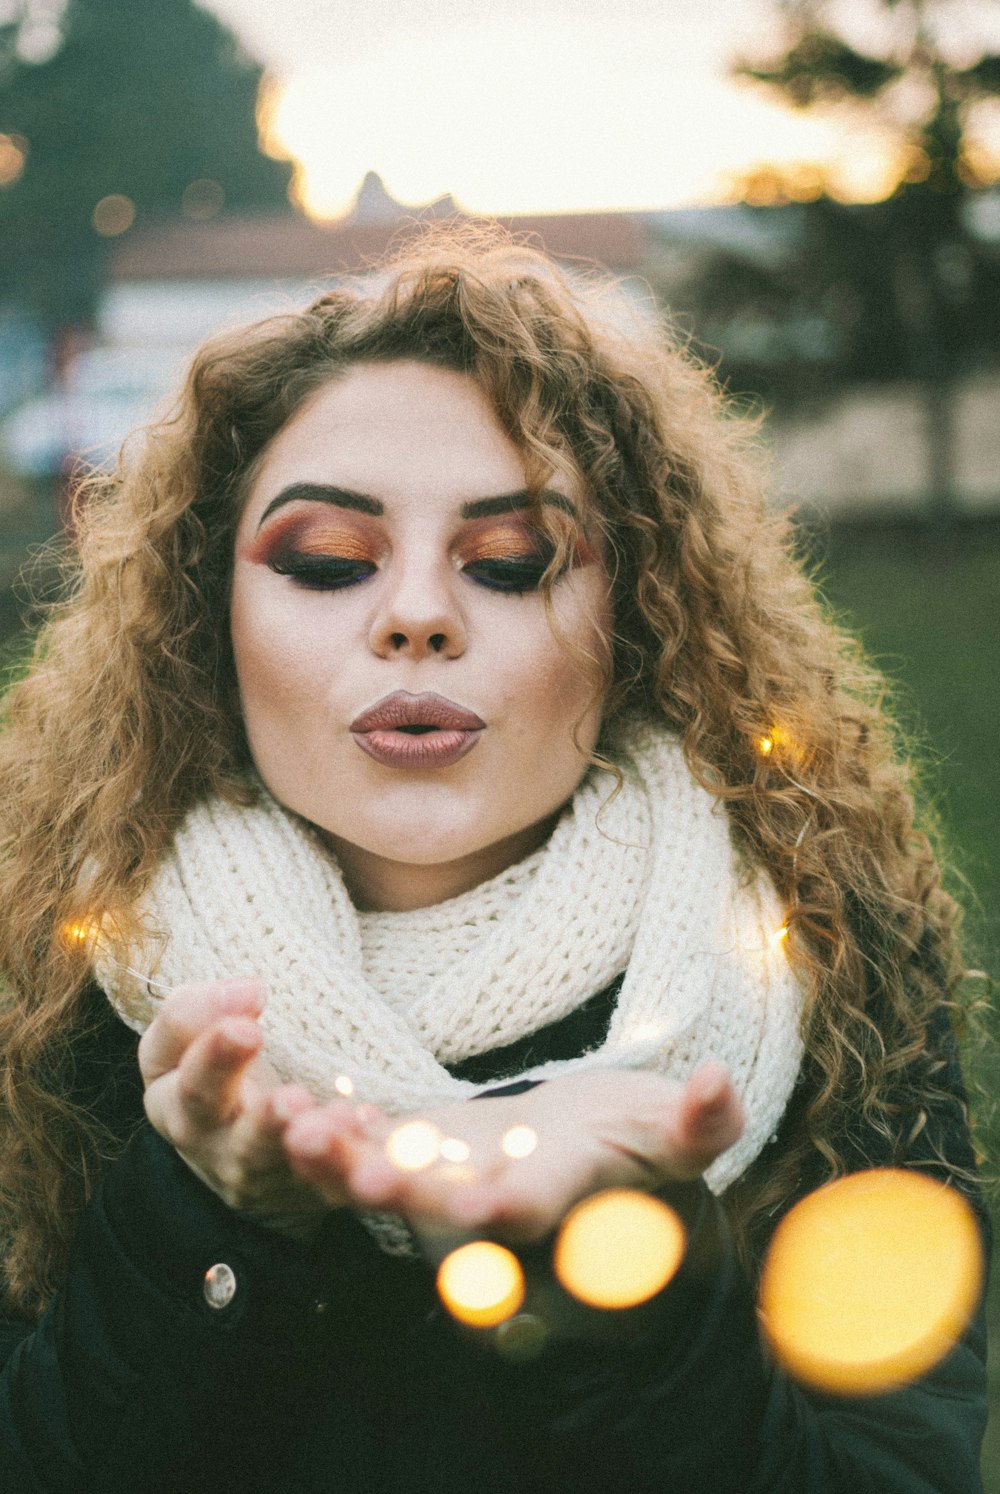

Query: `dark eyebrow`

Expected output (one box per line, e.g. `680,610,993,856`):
256,483,384,529
255,482,579,531
461,489,579,520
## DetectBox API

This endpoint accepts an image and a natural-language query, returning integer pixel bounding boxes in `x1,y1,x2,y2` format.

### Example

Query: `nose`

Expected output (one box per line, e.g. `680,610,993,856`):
368,555,467,661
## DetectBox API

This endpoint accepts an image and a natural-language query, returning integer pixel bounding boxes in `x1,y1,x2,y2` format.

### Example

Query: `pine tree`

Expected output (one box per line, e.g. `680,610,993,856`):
736,0,1000,520
0,0,293,324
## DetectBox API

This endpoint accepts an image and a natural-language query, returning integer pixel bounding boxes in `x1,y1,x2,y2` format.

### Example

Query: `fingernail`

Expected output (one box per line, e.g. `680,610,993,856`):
695,1066,729,1108
215,1017,260,1054
217,979,265,1013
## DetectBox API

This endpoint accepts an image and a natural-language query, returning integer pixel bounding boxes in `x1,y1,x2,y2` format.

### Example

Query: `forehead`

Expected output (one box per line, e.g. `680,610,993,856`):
246,362,523,507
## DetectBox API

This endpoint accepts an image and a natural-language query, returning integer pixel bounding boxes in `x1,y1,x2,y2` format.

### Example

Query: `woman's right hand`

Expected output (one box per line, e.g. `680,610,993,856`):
138,978,373,1240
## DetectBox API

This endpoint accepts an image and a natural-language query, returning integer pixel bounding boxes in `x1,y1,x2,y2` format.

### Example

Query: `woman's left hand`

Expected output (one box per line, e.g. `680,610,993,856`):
283,1063,744,1242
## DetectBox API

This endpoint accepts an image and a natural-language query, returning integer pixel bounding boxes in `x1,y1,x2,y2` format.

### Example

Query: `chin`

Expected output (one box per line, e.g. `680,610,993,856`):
360,832,499,870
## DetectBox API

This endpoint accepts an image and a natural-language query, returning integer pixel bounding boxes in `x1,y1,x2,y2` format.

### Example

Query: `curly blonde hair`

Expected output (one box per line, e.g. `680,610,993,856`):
0,226,969,1314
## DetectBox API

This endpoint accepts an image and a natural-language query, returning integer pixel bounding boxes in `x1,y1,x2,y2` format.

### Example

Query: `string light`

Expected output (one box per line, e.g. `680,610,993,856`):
771,924,790,948
437,1241,526,1328
384,1120,442,1172
759,1169,984,1396
554,1189,686,1310
757,725,803,762
61,914,102,949
501,1125,538,1160
439,1137,472,1164
333,1075,354,1098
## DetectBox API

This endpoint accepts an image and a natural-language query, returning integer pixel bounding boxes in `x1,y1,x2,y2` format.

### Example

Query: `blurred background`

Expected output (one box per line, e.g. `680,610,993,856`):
1,0,997,1476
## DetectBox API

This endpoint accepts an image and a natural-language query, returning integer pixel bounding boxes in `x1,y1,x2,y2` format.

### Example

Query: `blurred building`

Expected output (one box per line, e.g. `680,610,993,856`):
1,173,653,479
2,174,999,518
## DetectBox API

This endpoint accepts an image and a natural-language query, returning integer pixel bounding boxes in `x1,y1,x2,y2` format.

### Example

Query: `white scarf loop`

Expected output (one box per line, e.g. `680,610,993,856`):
98,723,805,1194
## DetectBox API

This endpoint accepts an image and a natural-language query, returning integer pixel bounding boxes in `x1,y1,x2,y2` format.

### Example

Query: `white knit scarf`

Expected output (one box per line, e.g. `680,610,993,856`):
97,722,805,1194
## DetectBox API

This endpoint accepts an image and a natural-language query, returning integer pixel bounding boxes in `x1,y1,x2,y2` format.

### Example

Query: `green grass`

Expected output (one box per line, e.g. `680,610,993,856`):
814,516,1000,1489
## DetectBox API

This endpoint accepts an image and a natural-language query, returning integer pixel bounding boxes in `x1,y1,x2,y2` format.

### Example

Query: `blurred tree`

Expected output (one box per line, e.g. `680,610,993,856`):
0,0,293,325
731,0,1000,520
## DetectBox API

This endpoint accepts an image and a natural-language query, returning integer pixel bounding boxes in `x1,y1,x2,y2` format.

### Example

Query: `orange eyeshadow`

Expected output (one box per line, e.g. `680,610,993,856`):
459,520,549,564
243,510,376,566
459,515,597,570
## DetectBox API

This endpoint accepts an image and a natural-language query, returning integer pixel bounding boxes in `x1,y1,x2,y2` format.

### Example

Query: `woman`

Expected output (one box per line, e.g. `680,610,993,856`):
0,229,988,1492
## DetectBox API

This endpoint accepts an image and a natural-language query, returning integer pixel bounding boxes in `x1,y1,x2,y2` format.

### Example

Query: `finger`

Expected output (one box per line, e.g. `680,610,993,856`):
284,1103,385,1204
152,1017,263,1136
265,1084,317,1131
671,1063,745,1177
138,977,265,1084
220,1084,318,1183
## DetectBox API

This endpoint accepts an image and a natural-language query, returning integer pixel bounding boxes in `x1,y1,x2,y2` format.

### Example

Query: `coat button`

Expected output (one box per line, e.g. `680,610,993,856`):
203,1262,238,1310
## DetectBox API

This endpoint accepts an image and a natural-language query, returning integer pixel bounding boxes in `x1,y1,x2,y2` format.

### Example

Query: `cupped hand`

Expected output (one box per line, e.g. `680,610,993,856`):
138,978,381,1239
283,1063,745,1244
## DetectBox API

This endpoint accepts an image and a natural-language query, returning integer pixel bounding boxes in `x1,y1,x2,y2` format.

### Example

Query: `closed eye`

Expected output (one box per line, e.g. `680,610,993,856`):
462,554,553,593
269,554,376,591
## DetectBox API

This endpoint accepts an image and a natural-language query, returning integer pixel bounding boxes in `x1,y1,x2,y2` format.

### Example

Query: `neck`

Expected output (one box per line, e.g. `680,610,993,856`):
326,815,559,912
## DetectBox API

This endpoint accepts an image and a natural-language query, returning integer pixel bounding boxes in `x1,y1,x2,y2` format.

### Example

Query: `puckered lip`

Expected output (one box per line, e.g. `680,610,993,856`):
349,691,486,734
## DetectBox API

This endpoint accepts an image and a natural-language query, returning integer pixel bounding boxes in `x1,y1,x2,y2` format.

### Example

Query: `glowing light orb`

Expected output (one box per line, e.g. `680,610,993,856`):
554,1189,686,1310
758,725,802,762
333,1075,354,1098
439,1137,472,1164
181,177,224,220
759,1168,984,1397
62,915,102,949
501,1125,538,1160
437,1241,526,1328
384,1120,442,1172
92,194,135,237
771,925,790,948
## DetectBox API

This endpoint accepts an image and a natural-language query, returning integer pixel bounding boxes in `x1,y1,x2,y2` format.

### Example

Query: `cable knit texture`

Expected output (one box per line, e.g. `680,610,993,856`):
97,722,805,1193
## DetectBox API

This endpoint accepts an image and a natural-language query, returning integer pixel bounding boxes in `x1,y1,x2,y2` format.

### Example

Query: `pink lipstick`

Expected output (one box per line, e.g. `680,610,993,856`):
349,692,486,768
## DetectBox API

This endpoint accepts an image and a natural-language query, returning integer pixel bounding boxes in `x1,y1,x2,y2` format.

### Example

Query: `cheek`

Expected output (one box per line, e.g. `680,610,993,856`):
230,579,328,723
492,595,608,736
542,582,611,710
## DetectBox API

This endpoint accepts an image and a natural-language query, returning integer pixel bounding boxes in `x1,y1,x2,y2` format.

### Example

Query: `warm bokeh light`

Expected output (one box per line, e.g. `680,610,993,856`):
385,1120,442,1172
92,194,136,237
758,724,798,758
0,132,28,188
333,1074,354,1098
759,1169,984,1397
771,924,790,948
756,723,810,773
554,1189,687,1310
501,1126,539,1160
437,1241,526,1328
438,1137,472,1164
61,914,102,949
181,177,225,220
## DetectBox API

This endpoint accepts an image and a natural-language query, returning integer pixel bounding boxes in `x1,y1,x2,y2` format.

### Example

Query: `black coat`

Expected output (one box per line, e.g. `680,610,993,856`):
0,983,989,1493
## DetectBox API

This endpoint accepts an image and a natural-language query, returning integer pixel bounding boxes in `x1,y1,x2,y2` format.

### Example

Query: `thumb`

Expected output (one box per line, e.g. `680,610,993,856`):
672,1062,745,1178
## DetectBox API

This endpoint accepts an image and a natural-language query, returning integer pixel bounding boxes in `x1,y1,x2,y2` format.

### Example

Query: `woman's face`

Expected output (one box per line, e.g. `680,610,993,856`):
230,360,610,911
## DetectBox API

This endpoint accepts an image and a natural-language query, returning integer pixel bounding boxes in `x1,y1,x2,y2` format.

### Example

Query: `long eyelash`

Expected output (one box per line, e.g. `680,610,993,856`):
270,555,375,591
464,556,553,594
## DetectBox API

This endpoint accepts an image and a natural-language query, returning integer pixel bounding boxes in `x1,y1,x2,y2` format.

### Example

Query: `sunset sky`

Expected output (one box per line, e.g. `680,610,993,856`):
198,0,1000,220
